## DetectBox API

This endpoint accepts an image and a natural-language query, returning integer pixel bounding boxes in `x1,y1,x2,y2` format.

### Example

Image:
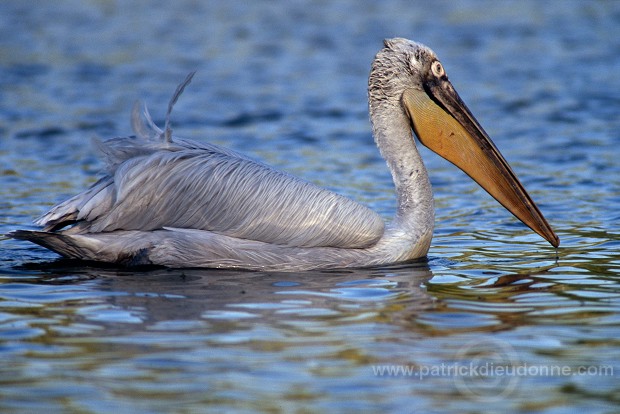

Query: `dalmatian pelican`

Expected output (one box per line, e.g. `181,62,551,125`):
10,38,559,270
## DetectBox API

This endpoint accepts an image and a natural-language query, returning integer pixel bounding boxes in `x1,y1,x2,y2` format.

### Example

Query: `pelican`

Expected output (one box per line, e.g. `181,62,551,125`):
10,38,559,271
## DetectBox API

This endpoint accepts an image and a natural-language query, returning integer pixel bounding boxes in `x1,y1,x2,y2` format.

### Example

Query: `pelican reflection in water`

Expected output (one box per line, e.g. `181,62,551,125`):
10,38,559,271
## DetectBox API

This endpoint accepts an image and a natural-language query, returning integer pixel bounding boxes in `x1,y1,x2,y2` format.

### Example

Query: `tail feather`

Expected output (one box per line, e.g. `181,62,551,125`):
8,230,153,266
9,230,94,259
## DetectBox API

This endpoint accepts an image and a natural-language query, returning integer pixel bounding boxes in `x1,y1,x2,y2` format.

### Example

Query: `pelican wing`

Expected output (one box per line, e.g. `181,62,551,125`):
39,135,385,249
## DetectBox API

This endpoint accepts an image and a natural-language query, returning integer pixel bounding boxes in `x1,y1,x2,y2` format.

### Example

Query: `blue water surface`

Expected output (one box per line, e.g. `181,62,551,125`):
1,1,619,412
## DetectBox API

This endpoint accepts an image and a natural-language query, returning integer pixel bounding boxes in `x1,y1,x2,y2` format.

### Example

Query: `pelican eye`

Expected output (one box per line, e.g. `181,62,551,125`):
431,61,445,78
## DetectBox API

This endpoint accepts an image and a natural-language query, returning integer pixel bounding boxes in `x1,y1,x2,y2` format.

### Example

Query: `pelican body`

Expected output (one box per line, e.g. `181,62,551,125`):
10,38,559,271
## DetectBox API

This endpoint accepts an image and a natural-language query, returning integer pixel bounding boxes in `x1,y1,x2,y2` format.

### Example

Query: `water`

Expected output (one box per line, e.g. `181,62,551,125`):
1,0,619,412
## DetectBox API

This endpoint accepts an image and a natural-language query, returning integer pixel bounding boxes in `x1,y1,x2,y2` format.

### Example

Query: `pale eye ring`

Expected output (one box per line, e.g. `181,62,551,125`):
431,61,444,77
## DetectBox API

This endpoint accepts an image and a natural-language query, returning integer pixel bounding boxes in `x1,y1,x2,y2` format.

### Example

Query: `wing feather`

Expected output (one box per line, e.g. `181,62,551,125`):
42,136,385,249
88,147,384,248
36,74,385,249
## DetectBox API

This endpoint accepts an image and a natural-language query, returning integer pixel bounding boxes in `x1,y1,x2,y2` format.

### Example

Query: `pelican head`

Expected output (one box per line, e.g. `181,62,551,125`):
370,38,559,247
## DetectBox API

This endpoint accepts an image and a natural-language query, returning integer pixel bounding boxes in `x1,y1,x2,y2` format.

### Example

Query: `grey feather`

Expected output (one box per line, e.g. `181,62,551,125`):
84,145,385,248
164,71,195,143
